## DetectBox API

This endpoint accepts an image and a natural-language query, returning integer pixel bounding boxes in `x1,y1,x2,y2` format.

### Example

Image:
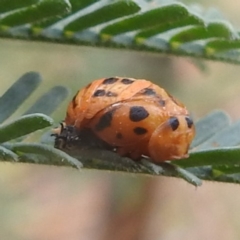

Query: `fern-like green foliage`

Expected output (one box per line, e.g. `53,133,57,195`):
1,72,240,186
0,0,240,64
1,1,240,186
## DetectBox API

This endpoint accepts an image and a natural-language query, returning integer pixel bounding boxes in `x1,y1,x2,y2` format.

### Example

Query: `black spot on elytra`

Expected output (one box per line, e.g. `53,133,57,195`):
102,77,118,85
169,117,179,131
121,78,134,84
133,127,148,135
95,109,116,131
129,106,149,122
116,132,123,139
158,99,166,107
71,91,79,108
106,91,118,97
93,89,106,97
185,116,193,128
141,88,156,96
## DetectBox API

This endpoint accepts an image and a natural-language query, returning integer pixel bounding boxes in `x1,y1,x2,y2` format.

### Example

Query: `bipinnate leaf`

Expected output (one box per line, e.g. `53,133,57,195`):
1,72,240,186
0,113,53,143
141,160,202,186
0,145,18,161
0,72,41,123
0,0,38,14
0,0,71,27
177,147,240,168
24,86,69,115
5,143,82,169
190,110,231,149
0,1,240,64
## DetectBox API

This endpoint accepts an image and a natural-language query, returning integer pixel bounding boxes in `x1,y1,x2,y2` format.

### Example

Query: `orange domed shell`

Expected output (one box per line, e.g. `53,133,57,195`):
60,77,195,163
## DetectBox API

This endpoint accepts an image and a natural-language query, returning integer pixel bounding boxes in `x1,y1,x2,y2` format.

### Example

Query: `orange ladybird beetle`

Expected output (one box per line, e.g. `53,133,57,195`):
55,77,195,163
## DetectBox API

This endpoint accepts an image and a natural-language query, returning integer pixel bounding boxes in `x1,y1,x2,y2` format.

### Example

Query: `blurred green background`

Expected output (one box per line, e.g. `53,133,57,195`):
1,1,240,239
